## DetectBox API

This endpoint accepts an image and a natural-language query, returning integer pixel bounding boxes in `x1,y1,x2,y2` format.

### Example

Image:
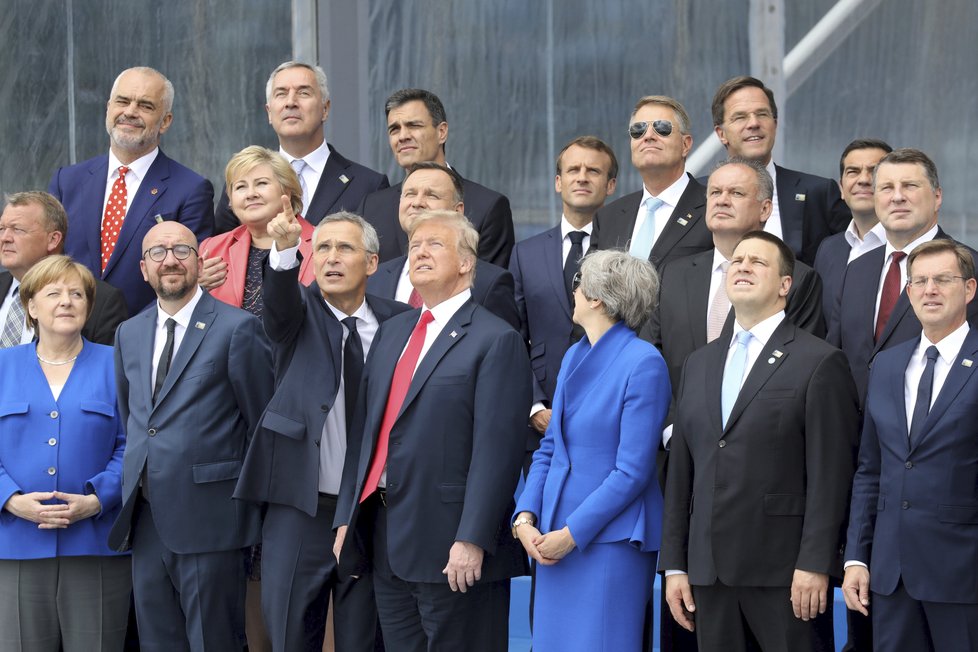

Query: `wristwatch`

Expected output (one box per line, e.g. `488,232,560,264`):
512,515,535,538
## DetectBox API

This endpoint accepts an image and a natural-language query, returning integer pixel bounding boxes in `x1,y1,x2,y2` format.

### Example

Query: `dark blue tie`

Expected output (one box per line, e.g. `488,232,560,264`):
342,316,364,430
909,345,939,441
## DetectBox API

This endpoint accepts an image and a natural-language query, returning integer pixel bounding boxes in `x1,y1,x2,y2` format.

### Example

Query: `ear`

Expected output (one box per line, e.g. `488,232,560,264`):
779,274,792,298
965,277,977,304
934,187,943,212
364,252,379,277
605,177,618,196
758,198,773,224
140,259,150,283
46,230,64,255
158,112,174,136
554,174,563,194
714,124,729,147
321,99,331,124
681,133,693,158
436,122,448,147
265,103,273,125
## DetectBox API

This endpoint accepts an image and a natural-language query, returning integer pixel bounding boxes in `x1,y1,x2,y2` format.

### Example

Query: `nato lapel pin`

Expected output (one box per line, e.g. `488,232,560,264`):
963,359,973,367
773,350,784,358
339,174,350,184
795,193,806,201
195,321,206,330
154,213,164,224
449,331,458,338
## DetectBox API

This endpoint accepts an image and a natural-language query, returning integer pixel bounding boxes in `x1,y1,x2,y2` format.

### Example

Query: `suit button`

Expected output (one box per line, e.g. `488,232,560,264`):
148,428,157,437
48,438,57,446
905,461,913,469
49,410,59,419
47,467,56,475
321,405,329,412
901,501,909,509
718,440,726,448
314,439,321,446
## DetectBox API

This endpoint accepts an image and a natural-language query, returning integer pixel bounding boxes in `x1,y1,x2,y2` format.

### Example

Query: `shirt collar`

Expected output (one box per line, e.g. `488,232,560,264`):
765,160,778,185
108,147,159,182
884,225,939,259
156,286,204,330
560,215,593,239
279,139,331,175
731,310,785,349
844,219,886,248
919,321,970,365
424,289,473,325
712,248,729,274
324,296,369,321
641,172,690,209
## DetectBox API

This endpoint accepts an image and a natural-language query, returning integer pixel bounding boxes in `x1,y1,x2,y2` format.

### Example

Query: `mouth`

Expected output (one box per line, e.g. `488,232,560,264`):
731,277,754,286
322,270,344,279
743,135,765,144
414,264,433,273
115,119,144,129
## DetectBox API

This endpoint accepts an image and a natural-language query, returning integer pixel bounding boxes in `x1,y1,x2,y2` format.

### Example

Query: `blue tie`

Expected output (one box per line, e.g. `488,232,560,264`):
908,345,939,441
721,330,753,428
629,196,664,259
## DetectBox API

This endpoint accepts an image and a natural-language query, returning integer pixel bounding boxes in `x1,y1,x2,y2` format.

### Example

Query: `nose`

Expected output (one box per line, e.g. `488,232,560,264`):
284,89,299,106
856,168,872,186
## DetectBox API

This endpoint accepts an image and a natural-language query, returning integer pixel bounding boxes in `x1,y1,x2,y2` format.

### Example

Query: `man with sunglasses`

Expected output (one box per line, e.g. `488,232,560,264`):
711,76,849,266
591,95,712,270
109,221,273,651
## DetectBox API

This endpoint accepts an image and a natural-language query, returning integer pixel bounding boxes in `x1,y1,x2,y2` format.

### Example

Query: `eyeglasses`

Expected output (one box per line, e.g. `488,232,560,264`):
571,271,583,292
907,275,968,288
628,120,674,140
143,244,198,262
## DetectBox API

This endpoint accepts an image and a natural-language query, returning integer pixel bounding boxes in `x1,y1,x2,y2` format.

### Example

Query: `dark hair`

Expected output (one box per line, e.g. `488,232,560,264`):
384,88,447,125
907,239,975,281
711,76,778,126
838,138,893,177
737,230,795,278
555,136,619,180
874,148,940,191
404,162,465,203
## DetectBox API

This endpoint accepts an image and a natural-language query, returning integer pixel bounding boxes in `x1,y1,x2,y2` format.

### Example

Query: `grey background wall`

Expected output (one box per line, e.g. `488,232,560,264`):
3,0,975,244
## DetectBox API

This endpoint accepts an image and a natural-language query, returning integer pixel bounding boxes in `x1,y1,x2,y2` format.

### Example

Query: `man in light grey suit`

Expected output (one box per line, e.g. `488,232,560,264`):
109,221,273,651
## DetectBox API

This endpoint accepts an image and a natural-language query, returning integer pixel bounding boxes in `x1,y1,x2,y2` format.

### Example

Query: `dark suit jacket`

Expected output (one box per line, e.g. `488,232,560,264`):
774,165,850,266
49,149,215,316
214,144,389,234
813,230,852,335
828,229,978,403
357,177,515,267
108,291,273,553
335,300,531,584
590,174,712,269
367,256,519,331
660,320,858,586
645,248,825,397
234,264,409,517
0,270,128,346
847,328,978,604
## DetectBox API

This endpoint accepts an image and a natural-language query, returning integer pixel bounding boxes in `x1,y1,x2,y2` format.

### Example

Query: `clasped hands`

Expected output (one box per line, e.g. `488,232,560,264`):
514,516,576,566
4,491,101,529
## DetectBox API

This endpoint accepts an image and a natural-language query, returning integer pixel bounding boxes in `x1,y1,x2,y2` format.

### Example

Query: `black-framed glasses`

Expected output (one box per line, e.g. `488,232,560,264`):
628,120,674,140
907,275,967,289
571,271,583,292
143,244,198,262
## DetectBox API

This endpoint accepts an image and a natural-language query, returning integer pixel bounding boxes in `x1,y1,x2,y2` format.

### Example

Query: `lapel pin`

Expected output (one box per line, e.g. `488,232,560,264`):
794,193,806,201
195,321,206,330
153,213,164,224
773,350,783,358
151,188,159,195
677,217,689,226
963,359,973,367
767,357,775,364
339,174,350,184
449,331,457,338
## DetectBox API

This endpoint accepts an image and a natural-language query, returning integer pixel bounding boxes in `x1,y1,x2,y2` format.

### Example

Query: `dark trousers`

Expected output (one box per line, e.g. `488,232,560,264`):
873,581,978,652
131,497,246,652
691,581,813,652
262,495,381,652
368,495,510,652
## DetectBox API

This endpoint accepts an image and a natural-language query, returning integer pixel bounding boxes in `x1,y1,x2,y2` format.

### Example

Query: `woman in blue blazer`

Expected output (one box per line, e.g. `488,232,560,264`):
0,256,128,651
514,250,670,650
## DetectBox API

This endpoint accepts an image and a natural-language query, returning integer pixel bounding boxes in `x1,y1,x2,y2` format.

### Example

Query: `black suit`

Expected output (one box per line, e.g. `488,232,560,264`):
661,319,858,651
214,145,389,233
812,231,852,336
0,270,128,346
591,174,712,269
358,177,515,267
366,255,520,331
773,165,850,266
235,263,408,652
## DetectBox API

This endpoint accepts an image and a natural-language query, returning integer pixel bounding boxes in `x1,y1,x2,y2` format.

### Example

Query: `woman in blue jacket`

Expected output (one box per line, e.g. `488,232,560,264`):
514,249,670,650
0,255,128,651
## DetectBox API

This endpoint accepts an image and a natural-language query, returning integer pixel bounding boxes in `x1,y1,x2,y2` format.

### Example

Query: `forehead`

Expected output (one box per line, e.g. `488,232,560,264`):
0,203,45,225
723,86,772,114
733,237,778,261
559,145,611,171
876,161,929,184
315,220,363,245
388,100,434,125
233,162,276,183
143,223,196,249
909,250,960,275
403,169,454,194
632,103,676,123
112,70,166,102
39,273,85,290
842,147,888,169
271,67,319,93
411,220,457,243
709,163,757,189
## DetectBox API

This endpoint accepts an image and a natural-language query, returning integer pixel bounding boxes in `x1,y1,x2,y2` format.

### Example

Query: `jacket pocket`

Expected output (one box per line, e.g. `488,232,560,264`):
0,402,29,418
938,504,978,524
763,493,806,516
192,459,242,484
439,483,466,503
427,375,468,387
756,389,796,400
80,400,115,417
262,410,305,440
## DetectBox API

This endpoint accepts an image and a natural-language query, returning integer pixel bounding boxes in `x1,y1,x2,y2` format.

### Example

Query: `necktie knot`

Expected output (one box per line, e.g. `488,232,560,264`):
644,196,663,213
720,260,731,274
735,330,752,347
342,315,359,334
925,345,939,363
118,166,129,178
567,230,586,246
891,251,907,264
290,159,307,174
419,310,434,327
164,317,176,334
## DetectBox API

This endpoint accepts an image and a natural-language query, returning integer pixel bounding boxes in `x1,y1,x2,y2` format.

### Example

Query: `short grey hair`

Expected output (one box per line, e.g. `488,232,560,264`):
408,209,479,283
313,211,379,256
265,61,330,103
710,157,774,201
578,250,660,331
112,67,174,113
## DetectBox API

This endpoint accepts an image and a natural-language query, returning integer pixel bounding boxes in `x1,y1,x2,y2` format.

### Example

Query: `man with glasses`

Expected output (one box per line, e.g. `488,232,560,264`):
828,148,978,405
591,95,712,270
843,239,978,651
108,221,273,651
711,76,849,266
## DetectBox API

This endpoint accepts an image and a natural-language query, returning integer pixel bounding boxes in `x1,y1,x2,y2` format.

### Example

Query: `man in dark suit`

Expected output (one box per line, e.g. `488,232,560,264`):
109,221,273,650
828,148,978,404
591,95,712,270
843,239,978,651
510,135,618,470
234,210,409,652
366,162,519,330
814,139,892,333
49,66,214,316
334,210,531,651
711,76,850,265
661,231,859,652
358,88,515,267
0,191,127,346
213,61,389,234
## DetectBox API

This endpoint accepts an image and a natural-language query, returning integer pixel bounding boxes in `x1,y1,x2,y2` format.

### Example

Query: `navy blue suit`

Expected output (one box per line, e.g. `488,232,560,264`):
846,329,978,650
812,231,853,335
49,150,214,316
367,255,520,331
774,165,850,266
358,178,515,267
214,144,389,233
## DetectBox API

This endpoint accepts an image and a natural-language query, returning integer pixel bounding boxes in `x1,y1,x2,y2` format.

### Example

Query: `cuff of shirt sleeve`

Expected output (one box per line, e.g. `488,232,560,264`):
843,560,868,570
661,423,674,449
664,570,687,576
529,402,546,418
269,241,301,270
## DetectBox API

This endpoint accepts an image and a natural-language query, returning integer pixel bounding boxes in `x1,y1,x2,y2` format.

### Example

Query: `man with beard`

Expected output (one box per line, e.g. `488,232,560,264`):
49,67,214,315
109,221,272,651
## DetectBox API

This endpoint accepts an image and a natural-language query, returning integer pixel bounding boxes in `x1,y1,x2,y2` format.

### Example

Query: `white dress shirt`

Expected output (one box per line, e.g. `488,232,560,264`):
280,140,331,216
395,261,415,304
103,148,159,228
873,226,939,325
151,286,204,389
845,220,886,264
630,173,690,249
762,161,782,241
560,215,593,263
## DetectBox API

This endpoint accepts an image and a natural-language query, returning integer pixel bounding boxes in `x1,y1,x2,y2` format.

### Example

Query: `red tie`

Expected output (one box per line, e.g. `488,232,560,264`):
875,251,906,342
360,310,435,502
101,166,129,272
408,288,423,309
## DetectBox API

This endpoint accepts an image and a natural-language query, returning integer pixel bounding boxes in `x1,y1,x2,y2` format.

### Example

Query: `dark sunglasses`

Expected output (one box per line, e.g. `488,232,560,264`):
628,119,674,140
572,271,583,292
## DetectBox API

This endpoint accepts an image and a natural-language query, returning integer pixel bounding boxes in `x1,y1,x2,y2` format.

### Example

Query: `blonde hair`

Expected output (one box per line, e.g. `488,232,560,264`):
225,146,303,216
19,255,96,333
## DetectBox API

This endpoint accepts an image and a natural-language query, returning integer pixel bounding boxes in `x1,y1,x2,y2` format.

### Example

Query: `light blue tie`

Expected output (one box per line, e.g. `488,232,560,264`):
721,330,753,428
629,196,664,259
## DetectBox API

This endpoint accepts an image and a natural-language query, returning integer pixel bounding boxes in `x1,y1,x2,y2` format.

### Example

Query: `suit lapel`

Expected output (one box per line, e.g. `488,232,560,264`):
650,175,706,265
874,291,915,355
911,330,978,452
84,157,111,266
685,251,713,346
775,166,804,258
543,227,572,317
704,337,728,435
724,321,794,433
317,293,344,391
0,272,12,300
134,307,159,405
305,147,352,220
106,153,170,277
890,342,914,446
224,229,250,306
152,293,215,408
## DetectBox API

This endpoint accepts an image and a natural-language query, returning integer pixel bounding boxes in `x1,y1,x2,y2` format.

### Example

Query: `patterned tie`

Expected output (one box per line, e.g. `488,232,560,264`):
342,316,364,431
629,196,664,260
0,293,25,349
291,158,309,214
908,345,939,441
361,310,434,502
875,251,906,342
153,318,177,403
721,330,752,428
101,165,129,272
564,231,586,302
707,261,731,342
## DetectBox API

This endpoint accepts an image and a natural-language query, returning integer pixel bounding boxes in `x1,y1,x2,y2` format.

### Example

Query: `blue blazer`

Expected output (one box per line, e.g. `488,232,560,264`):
49,149,215,315
0,341,125,559
846,328,978,604
515,322,670,552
